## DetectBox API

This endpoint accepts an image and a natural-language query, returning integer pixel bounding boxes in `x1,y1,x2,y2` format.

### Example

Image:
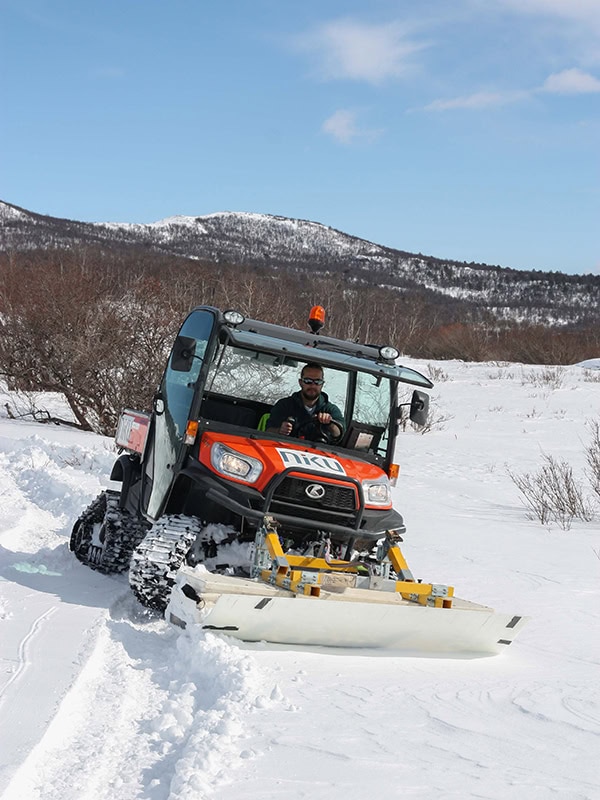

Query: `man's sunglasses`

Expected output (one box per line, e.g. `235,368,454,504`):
300,377,324,386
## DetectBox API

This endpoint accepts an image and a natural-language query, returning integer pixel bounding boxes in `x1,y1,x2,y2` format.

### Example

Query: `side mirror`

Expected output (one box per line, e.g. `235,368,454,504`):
171,335,197,372
409,390,429,427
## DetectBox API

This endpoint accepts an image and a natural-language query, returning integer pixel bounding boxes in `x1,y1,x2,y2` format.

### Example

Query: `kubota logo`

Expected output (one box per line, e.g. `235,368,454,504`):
276,448,346,476
305,483,326,499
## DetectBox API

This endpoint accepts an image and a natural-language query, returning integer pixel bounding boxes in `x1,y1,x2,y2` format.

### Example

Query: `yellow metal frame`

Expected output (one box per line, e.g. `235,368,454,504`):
258,518,454,608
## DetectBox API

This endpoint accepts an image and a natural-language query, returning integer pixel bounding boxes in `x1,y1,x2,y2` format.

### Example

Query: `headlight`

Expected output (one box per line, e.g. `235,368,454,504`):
362,477,392,506
210,442,263,483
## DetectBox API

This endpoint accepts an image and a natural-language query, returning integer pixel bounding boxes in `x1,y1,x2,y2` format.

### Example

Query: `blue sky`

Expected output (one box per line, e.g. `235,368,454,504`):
1,0,599,274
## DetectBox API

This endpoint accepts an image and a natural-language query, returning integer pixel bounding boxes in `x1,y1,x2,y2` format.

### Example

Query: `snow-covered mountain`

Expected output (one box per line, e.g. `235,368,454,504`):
1,199,599,327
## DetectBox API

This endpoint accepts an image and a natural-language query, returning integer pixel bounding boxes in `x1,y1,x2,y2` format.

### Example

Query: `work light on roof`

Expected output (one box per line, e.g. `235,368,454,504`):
379,345,399,361
223,309,245,326
308,305,326,333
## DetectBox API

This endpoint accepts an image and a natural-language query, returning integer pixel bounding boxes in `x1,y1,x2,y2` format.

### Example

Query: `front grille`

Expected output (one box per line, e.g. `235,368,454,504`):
272,477,357,512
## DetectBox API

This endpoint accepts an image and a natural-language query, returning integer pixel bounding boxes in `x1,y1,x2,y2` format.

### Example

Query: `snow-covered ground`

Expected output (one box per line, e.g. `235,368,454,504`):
1,360,599,800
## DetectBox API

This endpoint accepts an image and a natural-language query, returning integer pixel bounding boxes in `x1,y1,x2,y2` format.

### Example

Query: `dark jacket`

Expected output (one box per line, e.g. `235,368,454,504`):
268,391,345,438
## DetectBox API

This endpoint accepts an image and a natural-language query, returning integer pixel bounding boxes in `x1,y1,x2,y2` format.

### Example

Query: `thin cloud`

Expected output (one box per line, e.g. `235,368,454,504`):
423,89,529,111
541,68,600,93
322,109,382,144
497,0,600,26
424,68,600,111
296,19,427,84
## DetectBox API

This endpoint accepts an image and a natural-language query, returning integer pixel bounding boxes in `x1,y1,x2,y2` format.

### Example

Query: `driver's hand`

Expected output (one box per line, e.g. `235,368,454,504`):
279,421,293,436
317,412,332,425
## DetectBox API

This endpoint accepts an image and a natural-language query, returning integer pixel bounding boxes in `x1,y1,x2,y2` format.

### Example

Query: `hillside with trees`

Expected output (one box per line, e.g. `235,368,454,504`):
1,200,599,329
0,200,598,434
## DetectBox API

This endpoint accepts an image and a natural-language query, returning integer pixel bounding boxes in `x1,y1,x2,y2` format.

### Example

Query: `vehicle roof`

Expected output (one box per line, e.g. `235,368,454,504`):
211,310,433,389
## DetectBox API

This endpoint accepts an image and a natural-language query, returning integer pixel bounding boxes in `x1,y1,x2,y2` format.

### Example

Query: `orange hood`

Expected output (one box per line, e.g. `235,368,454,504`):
197,431,387,492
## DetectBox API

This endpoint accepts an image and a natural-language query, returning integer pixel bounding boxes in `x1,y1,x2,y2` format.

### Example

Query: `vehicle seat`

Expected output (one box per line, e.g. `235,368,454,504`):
257,412,270,431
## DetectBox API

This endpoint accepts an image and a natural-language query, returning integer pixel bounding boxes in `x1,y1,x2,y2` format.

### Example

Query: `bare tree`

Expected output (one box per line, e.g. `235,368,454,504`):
0,256,183,433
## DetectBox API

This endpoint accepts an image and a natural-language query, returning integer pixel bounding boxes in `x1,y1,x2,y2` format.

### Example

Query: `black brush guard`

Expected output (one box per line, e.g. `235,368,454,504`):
204,466,405,543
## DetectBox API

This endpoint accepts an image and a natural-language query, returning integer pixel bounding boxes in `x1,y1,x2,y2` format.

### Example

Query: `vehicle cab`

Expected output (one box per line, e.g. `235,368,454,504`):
118,306,432,554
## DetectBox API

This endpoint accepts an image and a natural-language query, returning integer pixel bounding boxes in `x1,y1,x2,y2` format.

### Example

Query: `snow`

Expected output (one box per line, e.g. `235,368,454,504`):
1,361,599,799
576,358,600,370
0,202,28,222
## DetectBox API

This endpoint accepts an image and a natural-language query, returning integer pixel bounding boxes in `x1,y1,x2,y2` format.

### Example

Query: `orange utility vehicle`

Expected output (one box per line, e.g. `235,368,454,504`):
70,306,527,653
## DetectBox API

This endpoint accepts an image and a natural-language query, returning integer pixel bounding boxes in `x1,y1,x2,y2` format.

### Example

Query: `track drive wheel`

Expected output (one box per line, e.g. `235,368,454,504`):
69,491,149,574
129,515,204,612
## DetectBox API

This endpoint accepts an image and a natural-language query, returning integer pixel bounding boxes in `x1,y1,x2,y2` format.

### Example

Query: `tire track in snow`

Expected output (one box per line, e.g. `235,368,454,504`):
0,605,57,703
0,583,114,795
2,599,280,800
0,428,127,794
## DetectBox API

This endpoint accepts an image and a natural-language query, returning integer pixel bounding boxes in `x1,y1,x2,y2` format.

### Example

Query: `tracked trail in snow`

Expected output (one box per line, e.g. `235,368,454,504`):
0,423,277,799
2,597,279,800
0,429,127,793
3,616,164,800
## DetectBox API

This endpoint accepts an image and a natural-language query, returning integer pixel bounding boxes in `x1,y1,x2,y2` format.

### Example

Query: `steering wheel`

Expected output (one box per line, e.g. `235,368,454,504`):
295,417,337,444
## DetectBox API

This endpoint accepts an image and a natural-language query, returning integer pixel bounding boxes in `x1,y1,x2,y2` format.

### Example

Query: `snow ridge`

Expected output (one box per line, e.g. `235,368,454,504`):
3,605,278,800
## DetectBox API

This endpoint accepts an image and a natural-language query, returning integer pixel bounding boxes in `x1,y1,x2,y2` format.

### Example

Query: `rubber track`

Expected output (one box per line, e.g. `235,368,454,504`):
128,516,204,612
70,491,149,575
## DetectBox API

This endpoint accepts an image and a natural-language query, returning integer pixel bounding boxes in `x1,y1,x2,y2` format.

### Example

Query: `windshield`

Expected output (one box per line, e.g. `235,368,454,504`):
206,345,348,412
205,344,393,457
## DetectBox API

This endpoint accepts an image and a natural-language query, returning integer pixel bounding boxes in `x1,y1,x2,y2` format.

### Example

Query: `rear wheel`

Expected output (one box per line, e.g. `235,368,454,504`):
70,491,149,574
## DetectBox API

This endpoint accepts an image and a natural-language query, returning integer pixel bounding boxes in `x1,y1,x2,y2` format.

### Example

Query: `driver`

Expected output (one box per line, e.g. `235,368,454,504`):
267,363,345,441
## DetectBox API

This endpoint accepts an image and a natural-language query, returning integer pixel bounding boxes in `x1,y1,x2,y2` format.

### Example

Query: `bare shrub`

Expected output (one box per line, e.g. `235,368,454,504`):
585,420,600,500
426,364,450,382
521,366,565,390
2,388,72,425
509,454,594,530
582,369,600,383
413,404,454,434
487,368,515,380
526,407,542,419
